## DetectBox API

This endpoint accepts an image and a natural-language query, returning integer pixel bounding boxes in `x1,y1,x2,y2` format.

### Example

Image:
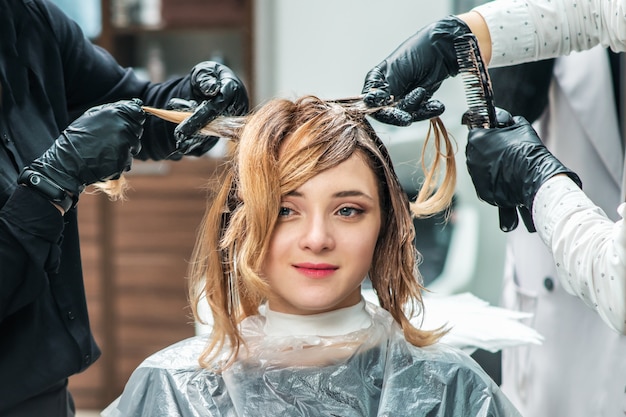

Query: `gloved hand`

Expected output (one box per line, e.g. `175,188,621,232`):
171,61,249,155
465,109,582,232
20,99,145,210
361,16,471,125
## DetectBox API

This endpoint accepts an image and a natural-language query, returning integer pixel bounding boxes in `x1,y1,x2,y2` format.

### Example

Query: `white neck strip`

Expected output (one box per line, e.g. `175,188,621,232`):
263,300,371,337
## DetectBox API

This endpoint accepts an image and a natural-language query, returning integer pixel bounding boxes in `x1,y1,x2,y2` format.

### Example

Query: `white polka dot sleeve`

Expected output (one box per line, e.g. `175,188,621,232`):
533,175,626,334
473,0,626,67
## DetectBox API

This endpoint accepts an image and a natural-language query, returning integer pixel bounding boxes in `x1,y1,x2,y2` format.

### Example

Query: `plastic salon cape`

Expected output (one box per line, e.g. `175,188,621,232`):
103,302,521,416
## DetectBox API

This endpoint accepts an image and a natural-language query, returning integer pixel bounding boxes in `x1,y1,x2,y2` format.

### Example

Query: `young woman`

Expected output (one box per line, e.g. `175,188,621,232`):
103,95,520,416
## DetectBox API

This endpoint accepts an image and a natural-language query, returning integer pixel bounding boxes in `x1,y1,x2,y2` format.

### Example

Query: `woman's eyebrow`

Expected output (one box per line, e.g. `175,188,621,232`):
286,189,374,201
333,190,374,201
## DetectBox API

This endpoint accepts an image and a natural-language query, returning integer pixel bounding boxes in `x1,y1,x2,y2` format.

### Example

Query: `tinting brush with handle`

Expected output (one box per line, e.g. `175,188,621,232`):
454,33,535,232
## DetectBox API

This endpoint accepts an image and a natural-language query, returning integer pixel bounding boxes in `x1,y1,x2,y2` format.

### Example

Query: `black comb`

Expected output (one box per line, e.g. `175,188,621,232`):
454,33,526,232
454,34,497,129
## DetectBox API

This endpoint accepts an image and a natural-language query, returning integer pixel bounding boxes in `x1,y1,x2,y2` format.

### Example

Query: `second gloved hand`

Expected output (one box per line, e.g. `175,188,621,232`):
361,16,472,125
466,111,582,228
173,61,249,155
26,99,145,197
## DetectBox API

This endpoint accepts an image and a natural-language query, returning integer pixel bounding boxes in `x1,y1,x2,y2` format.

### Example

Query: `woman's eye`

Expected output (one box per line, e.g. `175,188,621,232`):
279,206,293,217
337,206,363,217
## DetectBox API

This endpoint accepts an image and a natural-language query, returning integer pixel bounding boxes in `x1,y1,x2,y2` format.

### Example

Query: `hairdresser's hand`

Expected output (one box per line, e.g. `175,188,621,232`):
465,108,582,232
170,61,248,155
361,16,472,125
21,99,145,208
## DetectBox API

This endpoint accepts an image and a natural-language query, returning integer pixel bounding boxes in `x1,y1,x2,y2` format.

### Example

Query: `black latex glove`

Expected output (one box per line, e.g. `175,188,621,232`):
361,15,471,125
26,99,145,197
465,109,582,232
488,59,557,230
170,61,249,156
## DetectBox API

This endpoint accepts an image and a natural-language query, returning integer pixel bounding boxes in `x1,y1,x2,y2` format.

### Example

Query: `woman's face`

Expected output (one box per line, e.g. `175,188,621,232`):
262,153,382,315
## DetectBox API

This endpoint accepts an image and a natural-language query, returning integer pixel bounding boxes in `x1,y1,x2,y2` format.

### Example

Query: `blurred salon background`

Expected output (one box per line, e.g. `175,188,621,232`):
50,0,506,413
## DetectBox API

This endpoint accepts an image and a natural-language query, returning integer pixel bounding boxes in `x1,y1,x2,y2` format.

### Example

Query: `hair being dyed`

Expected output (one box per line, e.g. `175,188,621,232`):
145,96,456,368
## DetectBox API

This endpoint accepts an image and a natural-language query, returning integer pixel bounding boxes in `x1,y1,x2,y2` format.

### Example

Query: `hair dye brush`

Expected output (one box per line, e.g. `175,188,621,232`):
454,34,534,232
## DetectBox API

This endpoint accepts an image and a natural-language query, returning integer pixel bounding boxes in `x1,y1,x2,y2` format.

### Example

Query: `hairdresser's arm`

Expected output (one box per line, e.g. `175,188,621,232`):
534,176,626,334
362,0,626,123
466,113,626,334
470,0,626,67
0,99,144,320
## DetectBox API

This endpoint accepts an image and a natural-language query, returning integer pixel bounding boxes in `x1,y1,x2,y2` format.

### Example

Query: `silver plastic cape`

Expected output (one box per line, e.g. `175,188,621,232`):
102,303,521,416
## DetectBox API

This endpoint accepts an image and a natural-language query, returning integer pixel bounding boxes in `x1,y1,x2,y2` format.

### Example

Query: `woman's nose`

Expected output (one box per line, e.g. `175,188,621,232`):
299,216,335,252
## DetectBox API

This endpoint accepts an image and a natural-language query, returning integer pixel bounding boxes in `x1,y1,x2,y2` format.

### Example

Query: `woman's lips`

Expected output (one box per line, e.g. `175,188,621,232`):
293,263,338,279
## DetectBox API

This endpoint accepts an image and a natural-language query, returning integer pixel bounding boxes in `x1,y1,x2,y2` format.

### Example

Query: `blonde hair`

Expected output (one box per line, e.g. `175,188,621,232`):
89,176,129,200
145,96,456,368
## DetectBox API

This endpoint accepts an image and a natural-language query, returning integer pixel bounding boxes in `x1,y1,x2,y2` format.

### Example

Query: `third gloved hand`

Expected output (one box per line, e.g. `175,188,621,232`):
465,110,582,230
25,99,145,198
361,16,472,125
172,61,249,155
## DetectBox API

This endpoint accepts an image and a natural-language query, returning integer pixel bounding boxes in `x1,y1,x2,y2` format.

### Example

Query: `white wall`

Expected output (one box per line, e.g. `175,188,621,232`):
254,0,451,102
252,0,507,304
